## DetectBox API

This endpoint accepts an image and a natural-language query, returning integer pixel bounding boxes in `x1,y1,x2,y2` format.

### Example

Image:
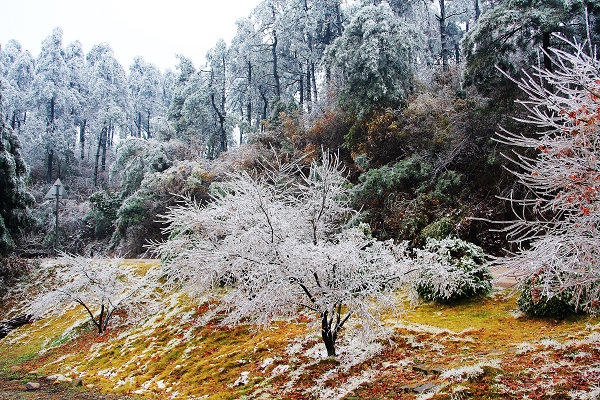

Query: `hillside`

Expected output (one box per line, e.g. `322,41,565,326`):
1,260,599,400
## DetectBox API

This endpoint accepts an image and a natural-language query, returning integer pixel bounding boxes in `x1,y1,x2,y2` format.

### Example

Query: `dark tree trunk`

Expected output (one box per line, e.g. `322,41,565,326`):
259,86,268,131
211,93,227,153
48,96,56,129
11,110,17,130
455,42,460,64
311,62,317,102
147,110,151,139
439,0,449,71
247,60,252,130
306,63,312,111
272,31,281,98
110,122,115,147
137,112,142,138
542,31,552,71
46,149,53,184
93,125,106,187
321,312,337,357
80,119,86,160
101,121,109,171
299,62,304,106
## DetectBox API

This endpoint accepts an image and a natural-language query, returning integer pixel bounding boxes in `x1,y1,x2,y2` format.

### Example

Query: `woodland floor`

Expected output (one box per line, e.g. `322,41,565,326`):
1,261,599,399
0,372,140,400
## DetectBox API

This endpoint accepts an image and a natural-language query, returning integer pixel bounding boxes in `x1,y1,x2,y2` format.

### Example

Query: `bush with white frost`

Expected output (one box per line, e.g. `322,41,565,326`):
412,237,492,303
28,256,161,333
154,152,411,357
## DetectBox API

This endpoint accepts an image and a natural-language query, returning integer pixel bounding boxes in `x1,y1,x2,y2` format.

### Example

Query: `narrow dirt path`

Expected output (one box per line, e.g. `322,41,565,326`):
0,374,142,400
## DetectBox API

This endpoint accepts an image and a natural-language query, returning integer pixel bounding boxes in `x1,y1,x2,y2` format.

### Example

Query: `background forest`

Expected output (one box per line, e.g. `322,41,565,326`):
1,0,599,259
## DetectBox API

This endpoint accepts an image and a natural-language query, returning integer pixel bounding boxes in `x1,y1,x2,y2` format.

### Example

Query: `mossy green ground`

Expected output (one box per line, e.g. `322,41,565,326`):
1,261,599,399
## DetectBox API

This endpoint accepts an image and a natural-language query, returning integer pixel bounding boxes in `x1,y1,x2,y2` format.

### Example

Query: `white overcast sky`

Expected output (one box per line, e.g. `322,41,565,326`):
0,0,262,72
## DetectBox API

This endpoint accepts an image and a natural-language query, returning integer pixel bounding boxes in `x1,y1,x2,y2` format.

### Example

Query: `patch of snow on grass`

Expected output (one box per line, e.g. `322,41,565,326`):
515,341,536,354
261,357,274,369
569,386,600,400
315,368,377,400
539,339,564,349
271,364,290,376
441,359,501,382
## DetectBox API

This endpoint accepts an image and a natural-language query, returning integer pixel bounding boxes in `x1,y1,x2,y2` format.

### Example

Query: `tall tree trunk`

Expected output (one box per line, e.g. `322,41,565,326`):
299,62,304,106
321,312,336,357
80,119,86,160
11,111,17,130
542,31,552,71
272,31,281,98
311,62,317,102
439,0,449,71
259,86,268,132
46,149,53,184
147,110,151,139
137,112,142,138
93,125,106,187
247,60,252,130
48,96,55,129
306,63,312,111
474,0,480,21
211,94,227,154
455,42,460,64
101,121,109,171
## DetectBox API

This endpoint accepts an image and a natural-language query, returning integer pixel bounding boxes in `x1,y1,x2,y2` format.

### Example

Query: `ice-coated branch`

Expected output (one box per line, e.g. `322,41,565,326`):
495,36,600,311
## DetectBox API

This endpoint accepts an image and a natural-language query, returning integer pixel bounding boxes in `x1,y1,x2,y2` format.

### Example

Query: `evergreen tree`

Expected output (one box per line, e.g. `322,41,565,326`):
27,28,76,183
463,0,600,91
0,89,34,255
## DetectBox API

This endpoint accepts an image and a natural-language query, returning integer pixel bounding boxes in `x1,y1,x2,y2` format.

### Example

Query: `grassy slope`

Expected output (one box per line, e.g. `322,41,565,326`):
1,261,599,399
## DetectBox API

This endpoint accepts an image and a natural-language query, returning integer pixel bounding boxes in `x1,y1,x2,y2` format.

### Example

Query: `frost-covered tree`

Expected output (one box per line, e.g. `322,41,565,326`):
463,0,600,90
86,43,130,186
0,40,34,132
495,36,600,312
110,137,175,197
29,255,161,334
325,3,424,118
155,153,411,357
128,57,164,139
0,90,34,255
64,40,89,160
207,39,230,155
167,55,197,138
27,28,77,183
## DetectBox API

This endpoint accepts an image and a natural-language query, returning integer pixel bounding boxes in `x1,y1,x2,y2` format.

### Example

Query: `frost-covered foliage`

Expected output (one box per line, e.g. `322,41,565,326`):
413,237,492,303
495,37,600,313
325,3,424,118
462,0,598,91
28,256,161,333
155,152,411,357
0,91,34,255
517,273,578,318
87,190,122,237
110,137,186,198
111,160,211,256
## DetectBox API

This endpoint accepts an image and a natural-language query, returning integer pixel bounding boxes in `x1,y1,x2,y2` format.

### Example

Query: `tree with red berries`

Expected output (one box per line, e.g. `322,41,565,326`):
497,36,600,312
